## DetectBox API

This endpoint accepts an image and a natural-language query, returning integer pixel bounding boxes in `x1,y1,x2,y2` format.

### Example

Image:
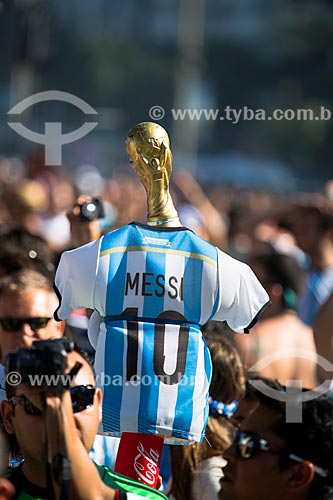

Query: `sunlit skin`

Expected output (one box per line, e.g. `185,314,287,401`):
0,479,14,500
0,289,64,365
1,351,102,489
235,260,317,388
0,433,15,500
219,405,314,500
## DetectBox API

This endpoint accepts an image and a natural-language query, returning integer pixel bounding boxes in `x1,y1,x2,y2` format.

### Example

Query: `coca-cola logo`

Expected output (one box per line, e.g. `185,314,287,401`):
133,442,160,486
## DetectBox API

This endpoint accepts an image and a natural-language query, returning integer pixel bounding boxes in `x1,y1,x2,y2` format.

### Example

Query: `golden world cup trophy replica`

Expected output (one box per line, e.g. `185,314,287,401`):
125,121,180,226
54,121,270,488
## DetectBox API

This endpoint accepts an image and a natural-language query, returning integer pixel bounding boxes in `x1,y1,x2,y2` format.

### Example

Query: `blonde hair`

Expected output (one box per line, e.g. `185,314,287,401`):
0,269,54,296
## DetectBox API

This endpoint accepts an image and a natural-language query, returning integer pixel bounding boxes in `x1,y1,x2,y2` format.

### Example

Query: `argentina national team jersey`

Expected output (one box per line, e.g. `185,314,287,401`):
55,223,270,442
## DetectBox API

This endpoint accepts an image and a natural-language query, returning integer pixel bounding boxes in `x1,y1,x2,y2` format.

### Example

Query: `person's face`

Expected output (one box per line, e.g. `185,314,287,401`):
67,351,102,452
0,351,102,482
0,288,64,364
219,405,293,500
1,386,46,477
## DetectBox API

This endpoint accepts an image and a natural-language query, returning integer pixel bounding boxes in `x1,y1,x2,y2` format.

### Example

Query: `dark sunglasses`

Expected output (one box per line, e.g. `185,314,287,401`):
9,385,96,416
232,428,328,478
0,317,52,332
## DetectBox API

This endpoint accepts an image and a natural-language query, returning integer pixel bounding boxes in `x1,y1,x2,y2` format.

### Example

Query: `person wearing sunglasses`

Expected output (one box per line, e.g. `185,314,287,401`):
0,270,65,402
0,343,167,499
0,269,120,478
219,391,333,500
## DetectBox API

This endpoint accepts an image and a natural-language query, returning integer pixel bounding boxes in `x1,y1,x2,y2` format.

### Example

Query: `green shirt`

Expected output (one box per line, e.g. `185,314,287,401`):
6,463,168,500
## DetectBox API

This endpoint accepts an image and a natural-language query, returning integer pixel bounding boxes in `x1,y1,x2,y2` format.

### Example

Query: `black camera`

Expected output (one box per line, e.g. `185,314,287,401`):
79,198,105,221
6,339,74,385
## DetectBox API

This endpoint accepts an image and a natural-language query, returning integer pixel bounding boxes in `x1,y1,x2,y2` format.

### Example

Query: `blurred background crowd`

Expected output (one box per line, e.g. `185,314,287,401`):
1,0,333,382
1,150,333,387
1,1,333,498
1,0,333,187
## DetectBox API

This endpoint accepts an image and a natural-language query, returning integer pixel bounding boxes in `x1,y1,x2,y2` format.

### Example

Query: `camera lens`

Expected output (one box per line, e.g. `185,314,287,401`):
79,198,104,221
86,203,97,214
81,202,98,218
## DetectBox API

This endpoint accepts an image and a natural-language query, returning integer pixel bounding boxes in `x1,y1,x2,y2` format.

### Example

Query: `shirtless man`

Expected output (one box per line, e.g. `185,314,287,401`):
236,251,317,388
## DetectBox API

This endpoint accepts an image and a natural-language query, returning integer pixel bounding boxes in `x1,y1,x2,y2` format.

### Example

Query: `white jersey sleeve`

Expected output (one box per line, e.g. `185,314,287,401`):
54,238,102,320
212,249,270,333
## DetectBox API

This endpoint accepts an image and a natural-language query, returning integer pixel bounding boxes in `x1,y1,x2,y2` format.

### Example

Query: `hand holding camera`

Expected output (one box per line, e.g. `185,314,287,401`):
68,195,116,248
78,198,105,222
6,339,75,387
68,195,104,247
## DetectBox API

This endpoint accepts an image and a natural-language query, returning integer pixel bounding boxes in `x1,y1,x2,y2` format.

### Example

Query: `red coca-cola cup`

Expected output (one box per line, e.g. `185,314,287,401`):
115,432,164,488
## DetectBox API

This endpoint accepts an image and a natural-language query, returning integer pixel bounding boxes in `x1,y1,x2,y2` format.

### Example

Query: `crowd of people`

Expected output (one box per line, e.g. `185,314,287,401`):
0,151,332,499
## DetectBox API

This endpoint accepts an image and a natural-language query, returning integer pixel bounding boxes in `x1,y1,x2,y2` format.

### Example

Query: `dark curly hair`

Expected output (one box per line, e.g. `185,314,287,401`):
256,391,333,500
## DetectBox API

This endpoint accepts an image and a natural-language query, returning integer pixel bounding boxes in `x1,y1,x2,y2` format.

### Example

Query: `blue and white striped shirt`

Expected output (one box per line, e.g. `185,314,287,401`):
55,223,269,442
